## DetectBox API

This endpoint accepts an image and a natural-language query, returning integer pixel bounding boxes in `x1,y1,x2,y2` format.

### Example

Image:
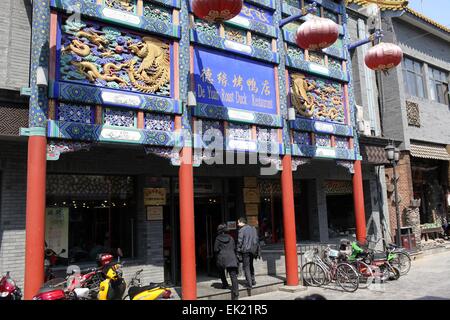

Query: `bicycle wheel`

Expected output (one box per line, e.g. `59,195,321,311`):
336,263,359,292
353,261,374,289
387,264,400,281
390,252,411,276
301,262,327,287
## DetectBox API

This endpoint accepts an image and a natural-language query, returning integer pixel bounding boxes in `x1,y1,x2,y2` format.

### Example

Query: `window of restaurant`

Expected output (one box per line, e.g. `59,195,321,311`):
46,174,136,265
402,57,426,98
428,65,449,105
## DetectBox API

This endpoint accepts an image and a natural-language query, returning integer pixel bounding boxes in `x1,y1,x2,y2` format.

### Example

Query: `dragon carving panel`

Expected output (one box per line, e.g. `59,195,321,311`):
290,73,345,123
59,18,171,96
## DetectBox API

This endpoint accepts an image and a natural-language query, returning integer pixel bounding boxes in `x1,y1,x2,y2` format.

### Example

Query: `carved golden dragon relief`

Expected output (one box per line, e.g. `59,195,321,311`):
71,61,129,84
127,37,170,94
291,74,341,121
63,30,170,94
291,74,315,118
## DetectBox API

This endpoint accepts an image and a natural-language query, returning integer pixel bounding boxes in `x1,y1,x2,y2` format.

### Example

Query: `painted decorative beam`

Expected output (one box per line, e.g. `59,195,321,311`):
51,0,181,39
190,30,280,64
50,81,182,115
291,144,356,160
289,118,354,137
193,104,283,128
47,120,183,146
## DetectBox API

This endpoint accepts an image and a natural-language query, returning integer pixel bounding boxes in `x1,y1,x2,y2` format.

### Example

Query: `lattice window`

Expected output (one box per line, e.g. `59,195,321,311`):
0,104,28,136
195,19,219,36
228,122,251,140
406,100,421,127
308,51,325,66
257,127,277,142
224,26,247,44
315,134,331,147
251,34,272,51
103,108,136,127
335,136,349,149
57,103,94,124
287,45,304,61
144,113,173,131
293,131,312,145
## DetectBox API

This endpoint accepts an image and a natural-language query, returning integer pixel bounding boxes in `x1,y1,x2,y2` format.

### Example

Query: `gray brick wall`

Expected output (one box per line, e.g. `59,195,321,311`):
0,140,27,288
0,0,32,91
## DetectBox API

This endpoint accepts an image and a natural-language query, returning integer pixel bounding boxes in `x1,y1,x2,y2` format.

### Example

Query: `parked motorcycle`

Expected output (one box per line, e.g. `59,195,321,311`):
45,245,68,282
124,269,172,300
97,262,126,300
0,272,22,300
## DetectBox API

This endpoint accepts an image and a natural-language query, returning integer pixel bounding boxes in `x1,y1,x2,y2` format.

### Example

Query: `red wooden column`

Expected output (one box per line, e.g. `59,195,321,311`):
281,155,299,286
179,147,197,299
24,135,47,299
352,160,367,242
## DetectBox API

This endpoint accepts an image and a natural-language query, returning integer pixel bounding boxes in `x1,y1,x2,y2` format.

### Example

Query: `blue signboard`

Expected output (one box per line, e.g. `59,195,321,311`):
193,47,277,115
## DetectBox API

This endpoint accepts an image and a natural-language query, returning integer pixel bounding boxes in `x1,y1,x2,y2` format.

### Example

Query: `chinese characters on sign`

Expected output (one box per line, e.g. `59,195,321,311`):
194,48,277,115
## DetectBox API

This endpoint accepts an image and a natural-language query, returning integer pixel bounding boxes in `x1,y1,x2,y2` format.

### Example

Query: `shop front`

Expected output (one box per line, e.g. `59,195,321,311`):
410,141,450,240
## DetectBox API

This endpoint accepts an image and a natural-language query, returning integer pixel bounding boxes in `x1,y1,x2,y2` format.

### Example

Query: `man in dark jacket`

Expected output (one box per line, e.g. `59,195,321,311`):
214,223,239,300
237,217,259,289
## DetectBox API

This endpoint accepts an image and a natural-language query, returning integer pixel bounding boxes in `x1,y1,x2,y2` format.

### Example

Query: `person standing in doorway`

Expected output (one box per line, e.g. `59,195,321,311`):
237,217,259,289
214,224,239,300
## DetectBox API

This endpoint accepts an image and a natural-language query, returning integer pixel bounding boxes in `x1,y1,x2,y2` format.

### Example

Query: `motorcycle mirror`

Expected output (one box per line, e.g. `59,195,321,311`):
117,248,123,257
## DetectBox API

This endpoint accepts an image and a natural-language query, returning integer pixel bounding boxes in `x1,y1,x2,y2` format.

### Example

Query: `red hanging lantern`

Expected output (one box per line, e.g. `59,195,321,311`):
191,0,243,24
364,42,403,71
295,17,339,51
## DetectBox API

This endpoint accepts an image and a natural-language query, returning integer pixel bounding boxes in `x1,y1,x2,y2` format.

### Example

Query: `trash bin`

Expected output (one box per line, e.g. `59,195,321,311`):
397,227,416,251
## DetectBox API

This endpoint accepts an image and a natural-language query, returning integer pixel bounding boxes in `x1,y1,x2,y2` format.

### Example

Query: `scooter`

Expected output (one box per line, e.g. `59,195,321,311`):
33,266,91,300
124,269,172,300
0,272,22,300
97,262,126,300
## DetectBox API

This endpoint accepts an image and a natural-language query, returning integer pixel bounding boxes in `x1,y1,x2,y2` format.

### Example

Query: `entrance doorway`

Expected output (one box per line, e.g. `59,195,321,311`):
194,196,223,277
326,194,355,238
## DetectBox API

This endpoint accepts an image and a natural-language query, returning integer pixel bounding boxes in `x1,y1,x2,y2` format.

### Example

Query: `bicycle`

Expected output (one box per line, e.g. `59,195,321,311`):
301,247,360,292
365,238,411,276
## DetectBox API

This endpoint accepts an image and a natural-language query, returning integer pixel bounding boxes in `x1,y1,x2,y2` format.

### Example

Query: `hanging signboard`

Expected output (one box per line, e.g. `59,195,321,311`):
144,188,166,206
243,188,260,203
45,207,69,258
146,206,164,221
227,221,237,230
193,47,277,116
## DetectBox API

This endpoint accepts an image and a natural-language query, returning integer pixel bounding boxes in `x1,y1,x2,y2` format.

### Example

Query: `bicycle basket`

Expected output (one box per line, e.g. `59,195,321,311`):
328,249,340,258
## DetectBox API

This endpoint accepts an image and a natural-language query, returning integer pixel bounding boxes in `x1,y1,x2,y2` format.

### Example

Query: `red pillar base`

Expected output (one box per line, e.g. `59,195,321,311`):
281,155,299,286
24,135,47,300
179,147,197,300
353,160,367,243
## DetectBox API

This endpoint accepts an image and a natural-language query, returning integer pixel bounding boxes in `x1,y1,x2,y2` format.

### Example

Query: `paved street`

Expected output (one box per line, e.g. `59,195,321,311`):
242,250,450,300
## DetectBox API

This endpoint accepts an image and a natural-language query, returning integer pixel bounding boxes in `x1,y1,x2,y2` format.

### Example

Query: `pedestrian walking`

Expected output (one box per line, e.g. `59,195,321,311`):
214,223,239,300
237,217,260,289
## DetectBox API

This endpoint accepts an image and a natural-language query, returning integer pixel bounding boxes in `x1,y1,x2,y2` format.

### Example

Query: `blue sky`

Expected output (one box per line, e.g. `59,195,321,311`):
407,0,450,27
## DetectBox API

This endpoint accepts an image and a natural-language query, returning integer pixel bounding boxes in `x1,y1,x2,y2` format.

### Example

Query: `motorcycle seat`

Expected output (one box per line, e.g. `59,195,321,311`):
128,283,161,299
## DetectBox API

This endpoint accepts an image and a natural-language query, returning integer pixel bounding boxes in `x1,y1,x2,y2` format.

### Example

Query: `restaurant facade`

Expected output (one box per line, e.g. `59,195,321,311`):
0,0,406,299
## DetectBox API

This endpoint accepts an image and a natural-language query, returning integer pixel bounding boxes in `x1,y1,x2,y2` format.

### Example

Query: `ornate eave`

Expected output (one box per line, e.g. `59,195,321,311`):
346,0,408,11
404,8,450,34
